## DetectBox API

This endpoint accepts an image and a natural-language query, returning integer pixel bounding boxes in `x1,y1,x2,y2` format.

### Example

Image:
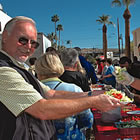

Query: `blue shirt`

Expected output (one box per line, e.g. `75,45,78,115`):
79,55,98,84
41,78,94,140
104,65,116,88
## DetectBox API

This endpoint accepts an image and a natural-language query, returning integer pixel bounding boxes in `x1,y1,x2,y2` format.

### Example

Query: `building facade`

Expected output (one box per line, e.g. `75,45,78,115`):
0,6,12,48
132,27,140,61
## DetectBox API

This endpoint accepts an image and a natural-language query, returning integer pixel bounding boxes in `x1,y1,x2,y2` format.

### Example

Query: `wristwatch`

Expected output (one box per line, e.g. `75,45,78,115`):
88,91,92,96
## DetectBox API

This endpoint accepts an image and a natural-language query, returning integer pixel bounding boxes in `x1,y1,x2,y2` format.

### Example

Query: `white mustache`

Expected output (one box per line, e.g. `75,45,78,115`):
19,48,30,53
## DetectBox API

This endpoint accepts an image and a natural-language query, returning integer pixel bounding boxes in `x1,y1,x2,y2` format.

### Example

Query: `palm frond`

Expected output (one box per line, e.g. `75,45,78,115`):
96,15,114,26
122,0,135,8
112,0,121,7
108,21,116,27
51,14,60,22
56,24,63,31
96,19,103,24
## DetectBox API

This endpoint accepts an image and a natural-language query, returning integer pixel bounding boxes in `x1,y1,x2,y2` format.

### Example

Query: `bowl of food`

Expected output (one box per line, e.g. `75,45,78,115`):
104,89,134,104
101,89,134,123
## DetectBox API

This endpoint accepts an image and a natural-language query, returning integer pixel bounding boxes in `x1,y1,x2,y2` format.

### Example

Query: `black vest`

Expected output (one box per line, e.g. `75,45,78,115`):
0,52,57,140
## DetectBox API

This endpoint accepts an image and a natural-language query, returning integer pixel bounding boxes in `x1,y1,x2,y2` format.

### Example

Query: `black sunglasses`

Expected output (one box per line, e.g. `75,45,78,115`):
18,37,39,49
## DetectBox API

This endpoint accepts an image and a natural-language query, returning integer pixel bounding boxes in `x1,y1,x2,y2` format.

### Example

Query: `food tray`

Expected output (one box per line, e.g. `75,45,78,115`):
115,121,140,136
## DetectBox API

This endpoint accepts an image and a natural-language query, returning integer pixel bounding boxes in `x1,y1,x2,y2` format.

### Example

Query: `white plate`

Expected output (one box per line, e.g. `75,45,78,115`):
120,101,133,105
91,88,102,91
127,110,140,115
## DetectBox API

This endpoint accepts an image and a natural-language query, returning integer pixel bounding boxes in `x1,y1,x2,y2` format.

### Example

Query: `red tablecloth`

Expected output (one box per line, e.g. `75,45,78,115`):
92,106,140,140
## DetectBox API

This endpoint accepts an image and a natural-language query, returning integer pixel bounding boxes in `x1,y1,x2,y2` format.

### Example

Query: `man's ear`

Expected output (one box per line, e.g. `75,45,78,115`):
125,62,129,65
74,61,78,68
2,30,8,43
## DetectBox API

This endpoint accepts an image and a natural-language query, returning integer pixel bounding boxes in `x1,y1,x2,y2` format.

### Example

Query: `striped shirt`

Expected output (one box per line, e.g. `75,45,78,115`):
0,50,50,117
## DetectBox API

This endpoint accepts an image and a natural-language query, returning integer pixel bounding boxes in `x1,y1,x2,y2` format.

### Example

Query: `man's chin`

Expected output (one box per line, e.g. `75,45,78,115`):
18,56,28,63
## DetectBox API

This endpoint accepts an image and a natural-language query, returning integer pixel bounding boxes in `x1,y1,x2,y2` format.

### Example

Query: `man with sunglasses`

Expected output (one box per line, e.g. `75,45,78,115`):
0,16,122,140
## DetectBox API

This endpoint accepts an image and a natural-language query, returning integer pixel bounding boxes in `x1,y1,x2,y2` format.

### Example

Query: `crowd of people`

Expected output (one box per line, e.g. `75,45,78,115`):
35,51,93,139
1,15,140,140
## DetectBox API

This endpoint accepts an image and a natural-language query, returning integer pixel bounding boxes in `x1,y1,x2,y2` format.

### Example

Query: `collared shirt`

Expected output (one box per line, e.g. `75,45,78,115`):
0,50,50,117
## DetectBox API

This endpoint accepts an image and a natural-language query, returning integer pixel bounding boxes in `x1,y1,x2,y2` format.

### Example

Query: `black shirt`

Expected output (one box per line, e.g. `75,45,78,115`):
60,70,90,92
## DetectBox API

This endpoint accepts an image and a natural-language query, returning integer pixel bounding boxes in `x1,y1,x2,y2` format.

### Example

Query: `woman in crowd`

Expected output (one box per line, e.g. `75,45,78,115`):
99,59,108,83
35,52,93,140
100,58,116,88
96,58,104,75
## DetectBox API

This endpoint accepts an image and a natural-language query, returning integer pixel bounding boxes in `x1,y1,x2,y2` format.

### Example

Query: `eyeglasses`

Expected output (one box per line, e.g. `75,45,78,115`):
18,37,39,49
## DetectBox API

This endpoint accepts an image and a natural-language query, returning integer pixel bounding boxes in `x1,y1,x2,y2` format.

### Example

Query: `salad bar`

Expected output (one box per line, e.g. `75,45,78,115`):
92,105,140,140
91,84,140,140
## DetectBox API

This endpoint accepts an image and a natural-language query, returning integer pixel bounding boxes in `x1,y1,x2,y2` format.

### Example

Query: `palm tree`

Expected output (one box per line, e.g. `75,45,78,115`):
112,0,135,58
59,45,66,51
47,32,55,44
51,14,60,44
56,24,63,49
96,15,114,59
47,32,57,49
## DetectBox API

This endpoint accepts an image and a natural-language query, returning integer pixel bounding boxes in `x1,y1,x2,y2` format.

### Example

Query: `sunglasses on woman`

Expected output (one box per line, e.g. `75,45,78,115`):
18,37,39,49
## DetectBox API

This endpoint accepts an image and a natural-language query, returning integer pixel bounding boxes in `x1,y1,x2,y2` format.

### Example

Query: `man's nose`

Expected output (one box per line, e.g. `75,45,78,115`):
24,41,32,49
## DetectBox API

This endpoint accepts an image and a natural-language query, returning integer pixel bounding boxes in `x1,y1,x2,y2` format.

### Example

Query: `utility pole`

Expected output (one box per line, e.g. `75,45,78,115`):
117,18,121,58
120,34,123,54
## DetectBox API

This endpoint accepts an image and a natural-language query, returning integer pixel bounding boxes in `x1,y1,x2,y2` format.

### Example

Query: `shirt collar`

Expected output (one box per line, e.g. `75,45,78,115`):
41,77,62,83
0,50,29,70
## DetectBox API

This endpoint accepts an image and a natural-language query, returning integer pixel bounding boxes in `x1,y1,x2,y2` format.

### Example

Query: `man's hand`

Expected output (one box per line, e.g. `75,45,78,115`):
92,94,122,112
91,90,105,96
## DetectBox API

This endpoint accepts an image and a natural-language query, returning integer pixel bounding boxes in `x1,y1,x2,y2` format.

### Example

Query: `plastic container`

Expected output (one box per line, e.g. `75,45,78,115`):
101,107,122,123
115,121,140,136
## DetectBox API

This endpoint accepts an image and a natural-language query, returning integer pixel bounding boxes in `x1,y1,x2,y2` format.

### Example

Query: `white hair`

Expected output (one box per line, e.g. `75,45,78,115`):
60,48,79,67
4,16,36,35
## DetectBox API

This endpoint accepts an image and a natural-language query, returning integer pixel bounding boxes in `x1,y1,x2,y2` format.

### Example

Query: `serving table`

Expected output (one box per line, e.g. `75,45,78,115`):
92,105,140,140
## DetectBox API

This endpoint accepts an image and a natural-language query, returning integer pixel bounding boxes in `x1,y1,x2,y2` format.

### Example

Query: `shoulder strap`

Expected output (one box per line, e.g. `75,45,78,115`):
53,82,62,90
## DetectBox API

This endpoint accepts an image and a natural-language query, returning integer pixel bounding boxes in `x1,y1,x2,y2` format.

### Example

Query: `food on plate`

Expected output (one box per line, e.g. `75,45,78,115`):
104,89,133,103
114,66,127,81
115,120,140,128
90,84,104,88
114,66,126,74
90,84,104,91
122,116,140,122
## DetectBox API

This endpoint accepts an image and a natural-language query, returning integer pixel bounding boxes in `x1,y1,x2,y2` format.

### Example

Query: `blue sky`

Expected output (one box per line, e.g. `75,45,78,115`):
1,0,140,49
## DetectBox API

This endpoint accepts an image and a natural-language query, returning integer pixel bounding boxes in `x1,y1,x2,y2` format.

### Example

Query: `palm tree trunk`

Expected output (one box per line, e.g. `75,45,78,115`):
54,22,57,48
117,18,121,58
58,31,61,50
55,22,57,37
123,9,131,58
103,24,107,59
